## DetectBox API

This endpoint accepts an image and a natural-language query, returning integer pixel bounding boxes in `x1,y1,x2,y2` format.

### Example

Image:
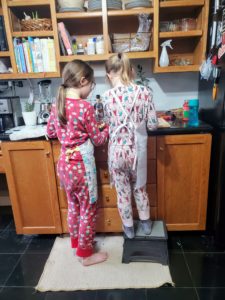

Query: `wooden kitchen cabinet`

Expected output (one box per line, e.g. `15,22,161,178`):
1,141,62,234
157,134,211,230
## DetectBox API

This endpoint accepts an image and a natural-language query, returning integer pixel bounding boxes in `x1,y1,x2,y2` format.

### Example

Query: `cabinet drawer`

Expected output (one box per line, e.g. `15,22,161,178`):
147,160,156,184
96,161,109,184
96,208,123,232
148,137,156,159
98,185,117,207
94,145,108,162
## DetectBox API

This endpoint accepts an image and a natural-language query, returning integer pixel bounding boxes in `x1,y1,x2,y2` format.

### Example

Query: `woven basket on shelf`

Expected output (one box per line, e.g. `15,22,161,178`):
20,18,52,31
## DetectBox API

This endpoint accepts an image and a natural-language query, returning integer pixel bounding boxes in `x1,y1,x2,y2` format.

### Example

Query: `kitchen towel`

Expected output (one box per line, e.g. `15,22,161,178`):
36,235,174,291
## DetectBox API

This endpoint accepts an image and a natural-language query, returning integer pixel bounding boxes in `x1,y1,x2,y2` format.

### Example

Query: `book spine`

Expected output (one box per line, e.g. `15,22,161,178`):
58,22,73,55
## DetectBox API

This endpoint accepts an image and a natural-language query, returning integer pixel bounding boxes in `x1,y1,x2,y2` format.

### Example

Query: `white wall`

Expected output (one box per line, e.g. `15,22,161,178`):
0,59,199,112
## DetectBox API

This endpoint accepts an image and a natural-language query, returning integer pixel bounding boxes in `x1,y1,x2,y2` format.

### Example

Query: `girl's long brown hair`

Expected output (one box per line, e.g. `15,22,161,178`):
105,53,133,85
56,60,94,125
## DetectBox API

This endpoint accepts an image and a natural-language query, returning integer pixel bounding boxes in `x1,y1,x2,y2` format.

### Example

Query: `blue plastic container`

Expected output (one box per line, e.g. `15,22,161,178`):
188,99,199,126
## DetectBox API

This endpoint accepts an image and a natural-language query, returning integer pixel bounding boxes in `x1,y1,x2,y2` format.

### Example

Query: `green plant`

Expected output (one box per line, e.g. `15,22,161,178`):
135,64,151,88
24,101,34,112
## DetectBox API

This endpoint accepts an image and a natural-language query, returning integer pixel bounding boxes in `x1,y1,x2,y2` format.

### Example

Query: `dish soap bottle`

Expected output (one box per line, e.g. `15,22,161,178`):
182,100,189,122
159,39,173,67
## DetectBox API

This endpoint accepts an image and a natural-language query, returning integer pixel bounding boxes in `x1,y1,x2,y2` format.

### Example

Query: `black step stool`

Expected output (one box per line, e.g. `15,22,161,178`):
122,220,169,265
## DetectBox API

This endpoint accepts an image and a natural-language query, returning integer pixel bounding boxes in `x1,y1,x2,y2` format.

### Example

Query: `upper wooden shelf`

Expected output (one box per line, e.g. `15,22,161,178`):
160,0,204,8
0,51,10,56
154,64,200,73
60,51,155,62
108,8,154,16
56,11,102,19
12,30,54,37
7,0,50,7
159,30,203,38
0,71,60,79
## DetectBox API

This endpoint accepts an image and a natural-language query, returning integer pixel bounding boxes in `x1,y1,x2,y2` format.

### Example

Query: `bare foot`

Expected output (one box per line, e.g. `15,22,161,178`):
80,252,108,266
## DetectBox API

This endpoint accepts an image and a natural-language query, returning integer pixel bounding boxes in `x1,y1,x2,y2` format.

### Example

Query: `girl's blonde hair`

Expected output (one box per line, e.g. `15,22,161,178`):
56,60,94,125
105,53,133,85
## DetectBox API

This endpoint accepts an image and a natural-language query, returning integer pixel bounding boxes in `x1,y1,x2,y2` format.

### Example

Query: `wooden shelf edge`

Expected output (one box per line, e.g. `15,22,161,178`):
60,54,109,62
159,30,203,38
160,0,204,8
12,31,54,37
60,51,155,62
108,8,154,16
0,72,60,79
154,65,200,73
0,51,10,57
56,11,102,19
7,0,50,7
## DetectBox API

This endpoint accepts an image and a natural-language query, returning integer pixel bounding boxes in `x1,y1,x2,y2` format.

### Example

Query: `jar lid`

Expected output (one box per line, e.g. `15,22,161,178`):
189,99,199,106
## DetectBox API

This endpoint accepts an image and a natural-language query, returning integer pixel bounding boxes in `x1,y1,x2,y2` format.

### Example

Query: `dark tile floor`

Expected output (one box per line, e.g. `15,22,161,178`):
1,206,225,300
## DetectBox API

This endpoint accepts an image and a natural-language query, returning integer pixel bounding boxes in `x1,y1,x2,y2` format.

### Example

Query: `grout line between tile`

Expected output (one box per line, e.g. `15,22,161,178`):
2,234,33,288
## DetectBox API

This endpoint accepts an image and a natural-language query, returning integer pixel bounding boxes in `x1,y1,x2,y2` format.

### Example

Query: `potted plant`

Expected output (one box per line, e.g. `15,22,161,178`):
22,101,37,126
135,64,151,90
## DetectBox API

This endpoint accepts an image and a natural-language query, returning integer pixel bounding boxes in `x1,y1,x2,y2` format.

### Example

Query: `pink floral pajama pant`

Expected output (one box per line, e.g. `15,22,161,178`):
109,145,150,227
57,156,97,258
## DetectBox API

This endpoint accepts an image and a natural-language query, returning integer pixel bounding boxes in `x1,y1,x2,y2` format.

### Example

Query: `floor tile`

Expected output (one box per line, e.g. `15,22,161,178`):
0,287,46,300
167,232,182,253
25,235,56,254
197,288,225,299
45,290,97,300
96,288,146,300
0,214,13,231
168,253,193,287
5,253,49,287
146,287,198,300
179,233,224,253
0,230,32,254
185,253,225,287
0,254,21,285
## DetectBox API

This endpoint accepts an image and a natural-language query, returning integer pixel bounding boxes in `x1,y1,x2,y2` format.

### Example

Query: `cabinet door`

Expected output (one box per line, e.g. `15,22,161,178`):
157,134,211,230
2,141,62,234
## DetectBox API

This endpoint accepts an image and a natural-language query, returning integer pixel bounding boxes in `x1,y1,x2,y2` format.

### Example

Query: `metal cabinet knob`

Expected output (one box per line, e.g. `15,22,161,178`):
46,151,50,157
106,219,111,225
159,147,164,151
105,196,110,202
103,171,108,178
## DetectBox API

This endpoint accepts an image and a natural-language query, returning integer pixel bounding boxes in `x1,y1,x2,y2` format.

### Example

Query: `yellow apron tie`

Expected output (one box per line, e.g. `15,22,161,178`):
65,146,80,163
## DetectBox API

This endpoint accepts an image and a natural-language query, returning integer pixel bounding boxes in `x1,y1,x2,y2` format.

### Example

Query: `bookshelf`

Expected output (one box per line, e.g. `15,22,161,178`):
0,0,210,79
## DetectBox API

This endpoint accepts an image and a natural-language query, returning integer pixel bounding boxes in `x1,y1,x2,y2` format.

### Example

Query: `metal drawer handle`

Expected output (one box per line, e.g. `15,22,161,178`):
106,219,111,225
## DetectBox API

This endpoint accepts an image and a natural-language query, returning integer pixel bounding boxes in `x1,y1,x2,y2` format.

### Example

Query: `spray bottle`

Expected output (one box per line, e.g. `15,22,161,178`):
159,39,173,67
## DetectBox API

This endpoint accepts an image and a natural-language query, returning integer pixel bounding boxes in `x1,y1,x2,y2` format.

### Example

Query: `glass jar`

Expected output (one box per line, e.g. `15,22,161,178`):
181,18,197,31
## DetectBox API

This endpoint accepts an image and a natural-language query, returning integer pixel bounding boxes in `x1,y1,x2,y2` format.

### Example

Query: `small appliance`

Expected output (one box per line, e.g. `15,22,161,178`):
37,103,52,125
0,97,23,133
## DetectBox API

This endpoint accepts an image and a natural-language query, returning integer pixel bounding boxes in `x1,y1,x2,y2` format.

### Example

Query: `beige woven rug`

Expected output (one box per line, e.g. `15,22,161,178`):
36,236,174,291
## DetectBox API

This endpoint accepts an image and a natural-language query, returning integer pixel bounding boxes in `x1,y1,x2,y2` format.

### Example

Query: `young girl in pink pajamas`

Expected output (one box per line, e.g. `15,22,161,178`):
103,53,158,239
47,60,109,266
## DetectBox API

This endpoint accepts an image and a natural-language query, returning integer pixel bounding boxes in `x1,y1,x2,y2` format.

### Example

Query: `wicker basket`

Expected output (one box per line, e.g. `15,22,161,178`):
20,18,52,31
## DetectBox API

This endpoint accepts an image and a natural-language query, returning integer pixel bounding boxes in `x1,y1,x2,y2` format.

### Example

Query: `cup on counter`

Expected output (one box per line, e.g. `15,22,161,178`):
188,99,199,127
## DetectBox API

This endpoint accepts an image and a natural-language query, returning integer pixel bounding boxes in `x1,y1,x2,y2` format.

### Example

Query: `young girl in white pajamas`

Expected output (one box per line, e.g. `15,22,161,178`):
103,53,158,238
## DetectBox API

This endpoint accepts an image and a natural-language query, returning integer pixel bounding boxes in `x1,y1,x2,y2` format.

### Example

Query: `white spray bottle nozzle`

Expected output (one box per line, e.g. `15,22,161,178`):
160,39,173,49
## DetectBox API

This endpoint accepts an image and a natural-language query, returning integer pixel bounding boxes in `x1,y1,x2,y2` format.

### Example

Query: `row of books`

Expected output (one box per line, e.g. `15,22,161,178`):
0,16,8,51
13,37,57,73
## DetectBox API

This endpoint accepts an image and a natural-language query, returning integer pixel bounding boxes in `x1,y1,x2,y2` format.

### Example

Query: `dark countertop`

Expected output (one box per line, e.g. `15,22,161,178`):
148,120,213,136
0,120,213,142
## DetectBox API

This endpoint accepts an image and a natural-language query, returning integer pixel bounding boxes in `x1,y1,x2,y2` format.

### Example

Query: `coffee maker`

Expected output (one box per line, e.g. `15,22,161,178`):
0,97,24,133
